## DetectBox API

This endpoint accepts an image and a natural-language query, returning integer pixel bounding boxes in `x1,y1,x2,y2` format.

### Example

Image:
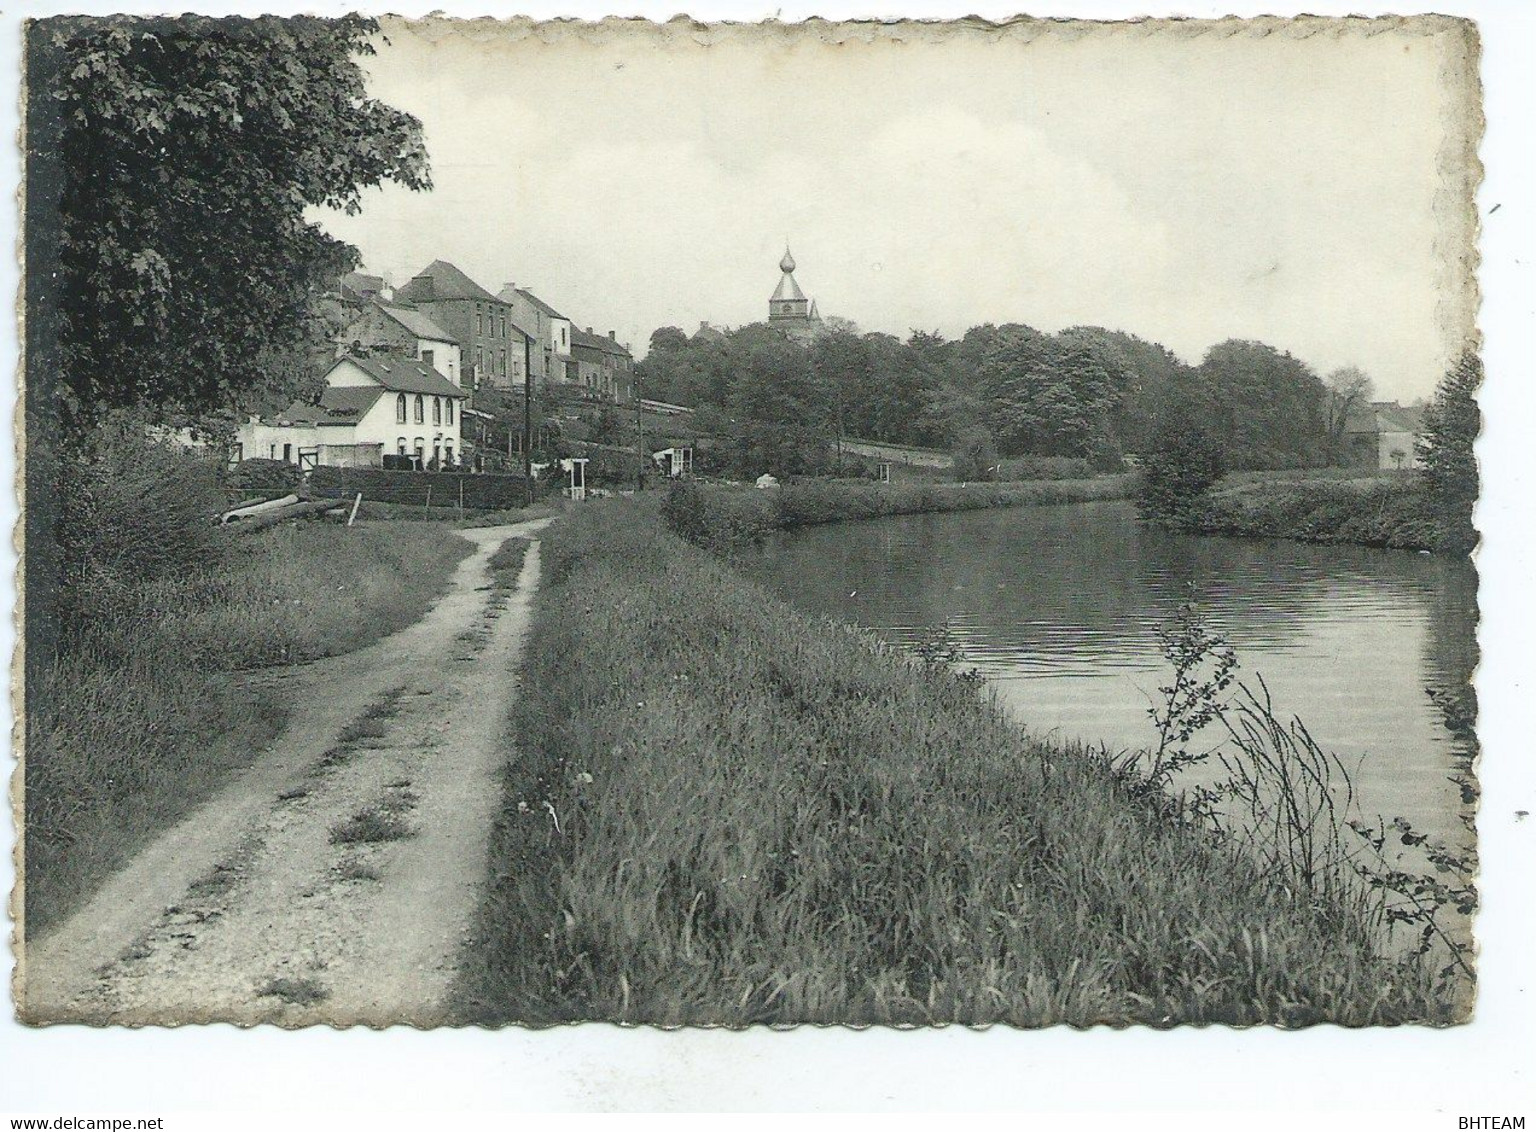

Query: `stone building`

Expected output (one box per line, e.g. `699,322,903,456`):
570,327,636,402
337,300,463,389
395,260,532,392
498,284,574,388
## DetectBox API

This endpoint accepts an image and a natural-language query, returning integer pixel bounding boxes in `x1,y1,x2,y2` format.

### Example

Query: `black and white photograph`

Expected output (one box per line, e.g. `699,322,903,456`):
5,0,1535,1116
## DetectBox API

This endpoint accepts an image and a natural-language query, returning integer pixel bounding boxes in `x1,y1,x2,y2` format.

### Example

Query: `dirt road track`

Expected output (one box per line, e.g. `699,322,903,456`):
18,519,551,1027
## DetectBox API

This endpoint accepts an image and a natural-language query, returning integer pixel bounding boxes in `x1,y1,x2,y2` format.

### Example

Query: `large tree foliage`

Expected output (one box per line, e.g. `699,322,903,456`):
1417,351,1481,555
31,15,431,424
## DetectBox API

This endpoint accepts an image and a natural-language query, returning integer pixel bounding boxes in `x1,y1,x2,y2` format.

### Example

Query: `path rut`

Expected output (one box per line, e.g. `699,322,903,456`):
18,519,551,1026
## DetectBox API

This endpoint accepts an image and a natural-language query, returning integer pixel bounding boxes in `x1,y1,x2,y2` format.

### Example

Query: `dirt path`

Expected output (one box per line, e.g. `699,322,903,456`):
18,519,552,1027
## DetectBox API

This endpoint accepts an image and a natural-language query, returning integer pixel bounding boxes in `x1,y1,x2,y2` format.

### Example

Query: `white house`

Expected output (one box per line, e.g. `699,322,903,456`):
237,355,467,470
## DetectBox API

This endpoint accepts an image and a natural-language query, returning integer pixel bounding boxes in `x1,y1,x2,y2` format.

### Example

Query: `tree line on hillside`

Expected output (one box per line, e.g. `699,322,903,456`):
638,321,1382,479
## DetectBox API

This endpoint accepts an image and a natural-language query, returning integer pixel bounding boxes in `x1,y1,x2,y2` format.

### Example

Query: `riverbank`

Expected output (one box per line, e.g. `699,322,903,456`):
1188,474,1470,554
663,474,1133,552
24,522,472,934
455,499,1455,1026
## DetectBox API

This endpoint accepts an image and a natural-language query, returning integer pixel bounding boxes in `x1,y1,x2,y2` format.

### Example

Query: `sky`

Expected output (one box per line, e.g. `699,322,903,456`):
316,16,1480,401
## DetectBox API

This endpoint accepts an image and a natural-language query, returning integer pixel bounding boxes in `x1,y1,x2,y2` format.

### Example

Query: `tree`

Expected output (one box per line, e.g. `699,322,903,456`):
1417,352,1481,555
29,15,431,426
1195,340,1328,469
1136,410,1227,525
1323,366,1375,464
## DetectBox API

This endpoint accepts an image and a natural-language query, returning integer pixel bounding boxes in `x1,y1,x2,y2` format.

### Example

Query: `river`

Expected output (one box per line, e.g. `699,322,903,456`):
743,499,1478,847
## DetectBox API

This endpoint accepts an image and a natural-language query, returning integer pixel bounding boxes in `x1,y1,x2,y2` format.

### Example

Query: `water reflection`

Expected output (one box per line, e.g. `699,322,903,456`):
747,500,1477,845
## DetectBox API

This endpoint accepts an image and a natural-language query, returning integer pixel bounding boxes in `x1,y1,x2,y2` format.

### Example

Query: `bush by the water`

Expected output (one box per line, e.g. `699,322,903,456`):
1191,478,1446,552
1135,420,1227,524
456,501,1456,1026
662,475,1134,554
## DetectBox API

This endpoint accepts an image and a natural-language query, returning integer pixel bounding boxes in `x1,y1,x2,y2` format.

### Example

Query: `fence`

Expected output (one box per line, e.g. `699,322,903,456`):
308,466,528,510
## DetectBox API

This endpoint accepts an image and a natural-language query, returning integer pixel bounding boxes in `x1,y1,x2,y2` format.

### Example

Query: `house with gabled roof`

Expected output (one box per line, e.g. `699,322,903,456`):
396,260,533,392
498,283,574,388
1343,401,1426,470
236,355,467,470
338,299,463,388
570,326,636,403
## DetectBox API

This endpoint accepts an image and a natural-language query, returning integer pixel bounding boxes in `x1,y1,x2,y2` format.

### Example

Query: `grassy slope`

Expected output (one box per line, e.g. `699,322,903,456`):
25,522,472,933
456,501,1449,1027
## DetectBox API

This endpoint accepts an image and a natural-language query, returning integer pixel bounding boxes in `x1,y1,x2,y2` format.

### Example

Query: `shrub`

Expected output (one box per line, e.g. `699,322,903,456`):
1136,419,1227,525
950,425,999,482
54,416,231,624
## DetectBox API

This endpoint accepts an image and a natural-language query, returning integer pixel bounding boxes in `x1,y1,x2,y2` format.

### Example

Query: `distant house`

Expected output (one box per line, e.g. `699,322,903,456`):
338,300,463,389
499,284,574,388
236,355,467,470
571,326,636,403
337,270,386,307
395,260,533,392
1343,401,1426,470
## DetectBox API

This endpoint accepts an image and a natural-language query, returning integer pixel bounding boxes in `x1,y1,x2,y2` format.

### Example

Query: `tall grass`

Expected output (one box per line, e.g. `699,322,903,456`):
456,501,1454,1026
25,522,471,933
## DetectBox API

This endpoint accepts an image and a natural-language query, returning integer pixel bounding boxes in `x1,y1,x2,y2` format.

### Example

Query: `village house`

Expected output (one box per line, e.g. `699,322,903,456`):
337,299,463,388
236,355,466,470
394,260,532,392
570,326,636,402
498,284,574,388
1343,401,1426,470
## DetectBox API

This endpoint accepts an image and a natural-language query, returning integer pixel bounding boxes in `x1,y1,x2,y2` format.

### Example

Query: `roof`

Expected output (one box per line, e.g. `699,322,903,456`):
375,301,457,344
570,327,633,359
771,271,807,303
333,354,466,398
396,260,500,305
277,386,383,426
499,286,569,321
1374,403,1425,434
339,271,384,303
1344,401,1425,436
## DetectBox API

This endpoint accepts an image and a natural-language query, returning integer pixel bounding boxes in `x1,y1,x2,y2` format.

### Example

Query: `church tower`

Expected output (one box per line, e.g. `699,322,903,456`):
768,246,824,339
769,246,810,323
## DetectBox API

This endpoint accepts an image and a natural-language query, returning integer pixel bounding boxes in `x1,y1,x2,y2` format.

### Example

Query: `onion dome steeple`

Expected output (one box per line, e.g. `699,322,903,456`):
769,244,809,319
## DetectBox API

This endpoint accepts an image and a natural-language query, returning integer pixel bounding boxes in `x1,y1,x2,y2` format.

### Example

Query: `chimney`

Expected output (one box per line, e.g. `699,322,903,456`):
587,326,594,334
608,330,616,340
503,282,517,294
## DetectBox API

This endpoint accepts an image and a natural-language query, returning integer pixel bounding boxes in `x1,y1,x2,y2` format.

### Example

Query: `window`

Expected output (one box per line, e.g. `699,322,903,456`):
432,397,442,425
476,306,483,335
414,395,424,424
498,349,507,377
499,314,507,338
414,437,425,457
445,400,455,425
476,347,485,376
421,348,435,370
282,443,292,463
396,394,407,423
269,444,276,459
398,438,407,454
445,443,454,464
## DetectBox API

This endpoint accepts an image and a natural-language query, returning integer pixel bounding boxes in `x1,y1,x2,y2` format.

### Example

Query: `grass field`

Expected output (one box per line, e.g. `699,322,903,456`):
455,500,1456,1027
24,521,472,934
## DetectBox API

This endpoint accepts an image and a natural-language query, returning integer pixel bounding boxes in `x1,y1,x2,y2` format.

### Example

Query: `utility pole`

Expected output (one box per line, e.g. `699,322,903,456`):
634,366,645,491
523,333,535,506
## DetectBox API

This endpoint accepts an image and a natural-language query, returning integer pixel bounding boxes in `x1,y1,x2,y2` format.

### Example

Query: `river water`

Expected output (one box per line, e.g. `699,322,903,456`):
743,499,1478,846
